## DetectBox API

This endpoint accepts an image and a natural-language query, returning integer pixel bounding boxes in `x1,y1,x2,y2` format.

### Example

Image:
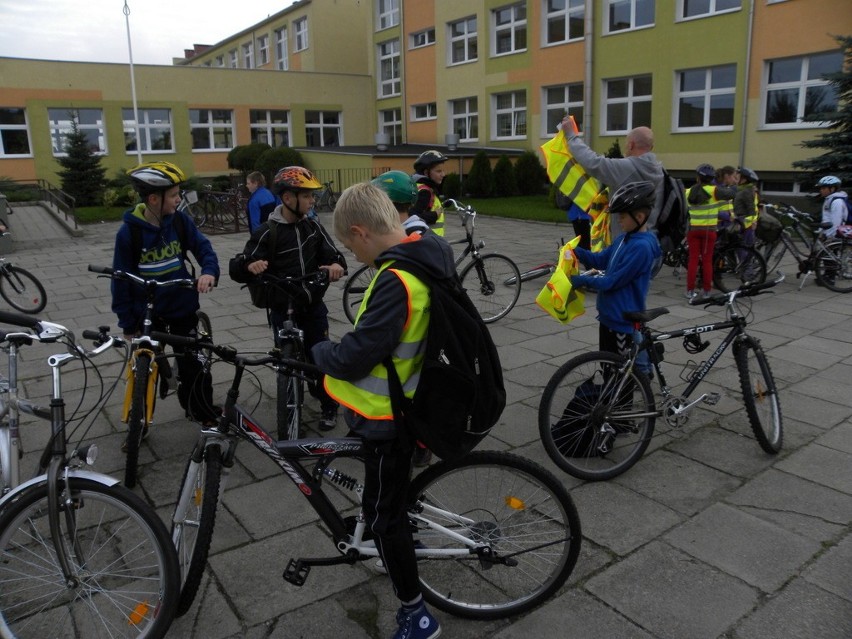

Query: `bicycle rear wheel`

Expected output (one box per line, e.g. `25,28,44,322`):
341,264,376,324
713,245,767,292
538,351,656,481
0,266,47,314
408,451,581,619
815,241,852,293
758,239,786,275
459,253,521,323
734,337,783,454
0,478,179,638
125,352,153,489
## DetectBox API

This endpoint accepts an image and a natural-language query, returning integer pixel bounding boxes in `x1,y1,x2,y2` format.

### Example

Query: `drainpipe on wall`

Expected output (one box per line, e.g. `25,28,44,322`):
739,0,756,168
584,0,594,145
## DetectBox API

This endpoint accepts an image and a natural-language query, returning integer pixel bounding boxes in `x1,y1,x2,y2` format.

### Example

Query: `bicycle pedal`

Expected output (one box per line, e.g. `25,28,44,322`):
283,559,310,586
703,392,721,406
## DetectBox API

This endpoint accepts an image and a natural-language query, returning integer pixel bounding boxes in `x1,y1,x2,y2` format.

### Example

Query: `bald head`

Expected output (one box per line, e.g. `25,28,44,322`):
626,127,654,156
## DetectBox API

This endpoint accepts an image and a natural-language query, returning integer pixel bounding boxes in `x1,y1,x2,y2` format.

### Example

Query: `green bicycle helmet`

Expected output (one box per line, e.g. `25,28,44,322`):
371,170,418,205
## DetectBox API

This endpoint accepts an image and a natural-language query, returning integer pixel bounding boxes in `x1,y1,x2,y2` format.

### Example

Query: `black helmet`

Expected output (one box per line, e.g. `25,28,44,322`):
738,166,759,184
414,149,448,173
696,163,716,178
609,181,656,214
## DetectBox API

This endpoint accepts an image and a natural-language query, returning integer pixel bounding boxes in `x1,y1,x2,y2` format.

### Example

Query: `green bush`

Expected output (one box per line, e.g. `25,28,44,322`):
228,143,271,175
255,147,306,186
465,150,494,198
442,173,462,199
102,185,136,208
514,151,548,195
492,155,518,197
0,178,39,203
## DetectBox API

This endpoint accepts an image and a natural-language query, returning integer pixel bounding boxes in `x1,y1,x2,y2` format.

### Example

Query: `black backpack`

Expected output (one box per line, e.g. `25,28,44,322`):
656,170,688,252
228,220,278,309
383,261,506,461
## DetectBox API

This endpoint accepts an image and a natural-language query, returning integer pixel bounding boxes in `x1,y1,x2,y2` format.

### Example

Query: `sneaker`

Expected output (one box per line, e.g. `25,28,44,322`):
319,407,338,431
685,290,697,300
393,602,441,639
412,446,432,467
121,425,149,453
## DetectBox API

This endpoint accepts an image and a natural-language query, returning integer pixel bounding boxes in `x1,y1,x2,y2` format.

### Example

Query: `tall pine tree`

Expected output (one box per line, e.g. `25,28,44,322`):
792,35,852,187
57,113,107,206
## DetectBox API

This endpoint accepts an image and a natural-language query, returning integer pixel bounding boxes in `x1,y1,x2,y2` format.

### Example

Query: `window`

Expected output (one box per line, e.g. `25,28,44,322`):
680,0,741,20
215,55,224,67
0,108,31,157
410,28,436,49
606,0,655,33
189,109,235,150
242,43,254,69
542,84,584,136
544,0,585,45
761,180,805,197
377,0,399,30
122,108,173,153
492,3,527,56
675,64,736,130
493,91,527,139
257,35,269,66
450,97,478,141
763,51,843,128
448,17,477,65
275,28,289,70
603,75,652,133
305,111,341,147
378,39,401,97
411,103,438,121
228,49,238,68
379,108,402,144
48,108,106,156
294,17,308,51
250,109,289,146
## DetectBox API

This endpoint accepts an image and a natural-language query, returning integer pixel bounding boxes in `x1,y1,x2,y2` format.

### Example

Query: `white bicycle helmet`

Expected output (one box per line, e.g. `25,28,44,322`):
817,175,841,187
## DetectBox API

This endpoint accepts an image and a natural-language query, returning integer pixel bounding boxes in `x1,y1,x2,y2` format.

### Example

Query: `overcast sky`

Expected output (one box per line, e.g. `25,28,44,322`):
0,0,296,66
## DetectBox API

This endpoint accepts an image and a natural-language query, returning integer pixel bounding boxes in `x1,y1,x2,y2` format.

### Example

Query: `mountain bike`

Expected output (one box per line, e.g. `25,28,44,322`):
88,265,214,488
159,330,581,619
341,199,522,324
757,203,852,293
314,180,337,212
0,310,180,638
0,236,47,314
539,275,784,481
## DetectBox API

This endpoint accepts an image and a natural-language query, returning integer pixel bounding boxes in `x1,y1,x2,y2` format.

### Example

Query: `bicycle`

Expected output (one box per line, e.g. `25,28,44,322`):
341,199,522,324
0,237,47,314
0,310,180,638
314,180,337,212
538,275,784,481
159,330,581,619
757,203,852,293
88,265,214,488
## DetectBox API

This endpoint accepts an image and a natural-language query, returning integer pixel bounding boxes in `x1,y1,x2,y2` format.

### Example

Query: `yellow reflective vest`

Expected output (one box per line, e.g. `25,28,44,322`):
687,185,726,229
324,262,430,421
417,184,445,236
540,131,604,212
744,192,759,229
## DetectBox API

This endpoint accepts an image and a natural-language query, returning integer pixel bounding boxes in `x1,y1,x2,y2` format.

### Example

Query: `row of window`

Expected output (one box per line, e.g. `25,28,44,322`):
199,16,308,70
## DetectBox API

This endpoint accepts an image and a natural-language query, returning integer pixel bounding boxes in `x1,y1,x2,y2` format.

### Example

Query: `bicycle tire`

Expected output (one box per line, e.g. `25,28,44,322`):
171,442,223,617
196,310,215,374
276,342,303,440
734,337,783,454
759,238,786,276
125,352,152,489
407,450,581,619
0,266,47,314
712,245,767,293
815,241,852,293
459,253,521,323
327,191,337,211
0,477,180,638
341,264,376,324
538,351,656,481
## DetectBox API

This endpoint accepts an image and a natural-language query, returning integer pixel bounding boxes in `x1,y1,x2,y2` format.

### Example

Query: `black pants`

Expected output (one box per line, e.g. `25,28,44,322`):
571,218,592,251
361,436,420,603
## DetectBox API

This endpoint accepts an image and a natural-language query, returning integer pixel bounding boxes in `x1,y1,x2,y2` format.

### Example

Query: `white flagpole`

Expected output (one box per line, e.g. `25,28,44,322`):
124,0,143,165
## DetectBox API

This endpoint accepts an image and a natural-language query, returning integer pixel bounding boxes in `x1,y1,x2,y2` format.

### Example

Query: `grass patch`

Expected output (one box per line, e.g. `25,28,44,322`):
456,195,565,223
75,206,126,223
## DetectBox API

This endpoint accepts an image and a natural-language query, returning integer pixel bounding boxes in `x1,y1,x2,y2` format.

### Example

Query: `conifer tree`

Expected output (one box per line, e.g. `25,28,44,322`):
56,114,107,206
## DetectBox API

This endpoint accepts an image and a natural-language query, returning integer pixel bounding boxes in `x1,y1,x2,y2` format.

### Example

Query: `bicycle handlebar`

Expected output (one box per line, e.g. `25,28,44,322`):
690,273,786,308
88,265,196,289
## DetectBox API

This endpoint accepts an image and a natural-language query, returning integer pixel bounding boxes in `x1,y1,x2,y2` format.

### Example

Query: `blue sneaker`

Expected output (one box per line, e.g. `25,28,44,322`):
392,602,441,639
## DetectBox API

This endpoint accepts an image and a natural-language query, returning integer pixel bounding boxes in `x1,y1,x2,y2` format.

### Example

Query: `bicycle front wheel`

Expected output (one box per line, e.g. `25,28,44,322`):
713,245,767,292
196,310,215,374
0,478,180,639
734,337,783,454
276,342,303,440
815,241,852,293
341,264,376,324
171,442,223,617
538,351,656,481
125,352,152,489
459,253,521,323
408,451,581,619
0,266,47,314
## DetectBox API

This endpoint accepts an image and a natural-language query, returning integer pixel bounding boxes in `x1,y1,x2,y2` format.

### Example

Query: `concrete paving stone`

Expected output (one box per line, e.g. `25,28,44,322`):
776,443,852,494
612,449,743,516
487,322,547,347
585,540,758,639
502,358,564,392
783,373,852,406
777,390,850,429
787,333,852,358
802,531,852,602
666,425,778,478
169,573,243,639
770,343,850,370
754,319,820,341
664,502,821,592
491,401,543,448
730,578,852,639
816,421,852,455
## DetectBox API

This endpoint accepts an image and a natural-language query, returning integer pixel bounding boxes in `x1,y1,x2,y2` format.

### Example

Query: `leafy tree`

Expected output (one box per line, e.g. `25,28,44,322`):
514,151,548,195
442,172,462,199
255,147,306,186
57,116,106,206
605,139,623,159
465,150,495,197
792,35,852,187
492,155,518,197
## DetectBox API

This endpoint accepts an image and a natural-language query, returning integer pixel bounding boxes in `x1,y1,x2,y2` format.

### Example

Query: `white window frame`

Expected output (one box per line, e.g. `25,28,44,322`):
492,90,527,140
257,35,269,66
215,55,224,67
410,28,436,49
543,0,585,46
449,97,479,141
411,103,438,122
379,108,402,145
305,110,342,148
378,39,401,98
376,0,400,30
541,83,584,137
492,3,527,57
678,0,741,21
250,109,290,146
48,108,107,156
602,75,653,134
761,51,843,130
122,108,174,154
447,16,478,66
189,109,235,151
275,28,289,70
0,107,32,157
294,17,309,52
242,42,254,69
228,49,238,68
604,0,655,34
761,180,805,197
674,64,736,131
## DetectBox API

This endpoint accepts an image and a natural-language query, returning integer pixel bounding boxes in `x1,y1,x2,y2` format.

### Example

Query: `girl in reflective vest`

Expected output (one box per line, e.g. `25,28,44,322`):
410,150,447,236
685,164,734,299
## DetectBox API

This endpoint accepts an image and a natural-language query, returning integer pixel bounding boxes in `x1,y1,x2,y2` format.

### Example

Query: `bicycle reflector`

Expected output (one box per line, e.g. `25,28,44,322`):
683,334,709,354
505,496,526,511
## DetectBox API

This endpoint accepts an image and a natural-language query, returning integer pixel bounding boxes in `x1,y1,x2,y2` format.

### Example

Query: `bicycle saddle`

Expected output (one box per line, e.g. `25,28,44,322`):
623,307,669,323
